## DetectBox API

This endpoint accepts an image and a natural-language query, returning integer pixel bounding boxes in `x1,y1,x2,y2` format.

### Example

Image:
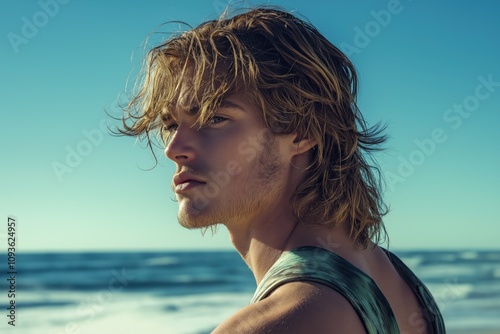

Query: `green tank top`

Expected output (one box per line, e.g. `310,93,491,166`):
250,246,445,333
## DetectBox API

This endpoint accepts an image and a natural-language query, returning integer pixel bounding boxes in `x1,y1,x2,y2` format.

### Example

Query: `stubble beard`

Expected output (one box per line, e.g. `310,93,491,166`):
176,138,284,232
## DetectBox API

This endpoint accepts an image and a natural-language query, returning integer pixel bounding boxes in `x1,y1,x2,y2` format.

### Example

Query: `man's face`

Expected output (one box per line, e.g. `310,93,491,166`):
164,91,290,230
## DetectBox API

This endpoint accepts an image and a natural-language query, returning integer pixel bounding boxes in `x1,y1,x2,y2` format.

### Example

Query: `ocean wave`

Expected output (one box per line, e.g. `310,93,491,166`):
145,256,180,267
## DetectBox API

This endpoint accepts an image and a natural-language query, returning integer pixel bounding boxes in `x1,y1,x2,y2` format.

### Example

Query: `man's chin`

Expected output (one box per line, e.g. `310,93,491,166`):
177,216,220,231
176,198,225,230
177,207,218,230
178,218,205,229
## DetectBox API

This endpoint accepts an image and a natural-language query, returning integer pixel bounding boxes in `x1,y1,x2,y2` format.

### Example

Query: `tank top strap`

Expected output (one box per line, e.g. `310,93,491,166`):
382,249,446,334
251,246,400,334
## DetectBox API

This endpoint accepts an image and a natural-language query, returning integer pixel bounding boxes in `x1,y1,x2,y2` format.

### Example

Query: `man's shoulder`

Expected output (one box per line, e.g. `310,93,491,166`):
212,281,365,334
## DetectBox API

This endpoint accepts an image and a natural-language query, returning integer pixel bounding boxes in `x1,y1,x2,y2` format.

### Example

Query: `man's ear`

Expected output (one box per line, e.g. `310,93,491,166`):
291,134,317,156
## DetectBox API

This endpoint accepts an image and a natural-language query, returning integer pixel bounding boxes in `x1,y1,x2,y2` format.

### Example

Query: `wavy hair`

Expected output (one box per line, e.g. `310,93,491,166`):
118,7,389,248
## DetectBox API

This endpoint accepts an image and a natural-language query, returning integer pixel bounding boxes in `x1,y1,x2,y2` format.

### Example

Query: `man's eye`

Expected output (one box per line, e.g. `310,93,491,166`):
208,116,228,125
163,123,178,132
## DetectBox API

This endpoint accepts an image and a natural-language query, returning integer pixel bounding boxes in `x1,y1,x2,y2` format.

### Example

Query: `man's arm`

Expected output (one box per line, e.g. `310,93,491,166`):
212,281,366,334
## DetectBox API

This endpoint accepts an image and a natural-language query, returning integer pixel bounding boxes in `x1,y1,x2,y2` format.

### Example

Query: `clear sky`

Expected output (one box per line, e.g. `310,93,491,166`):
1,0,499,252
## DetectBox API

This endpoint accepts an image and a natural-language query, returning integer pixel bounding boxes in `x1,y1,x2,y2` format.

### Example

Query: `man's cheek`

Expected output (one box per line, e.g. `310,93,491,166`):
238,141,257,162
226,160,242,176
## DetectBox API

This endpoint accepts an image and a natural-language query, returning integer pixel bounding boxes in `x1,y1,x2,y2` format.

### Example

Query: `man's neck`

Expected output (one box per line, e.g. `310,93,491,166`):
226,206,359,284
226,202,300,284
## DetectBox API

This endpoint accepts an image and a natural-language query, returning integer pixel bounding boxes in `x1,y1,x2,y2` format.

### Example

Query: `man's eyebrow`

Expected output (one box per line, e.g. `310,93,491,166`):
219,100,246,112
160,105,199,122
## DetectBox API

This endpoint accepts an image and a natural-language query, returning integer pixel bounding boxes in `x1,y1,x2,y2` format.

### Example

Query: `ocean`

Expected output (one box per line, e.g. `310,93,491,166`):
0,249,499,334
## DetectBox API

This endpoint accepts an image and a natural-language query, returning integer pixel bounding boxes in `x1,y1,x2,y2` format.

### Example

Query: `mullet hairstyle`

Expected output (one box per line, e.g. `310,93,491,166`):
118,7,389,248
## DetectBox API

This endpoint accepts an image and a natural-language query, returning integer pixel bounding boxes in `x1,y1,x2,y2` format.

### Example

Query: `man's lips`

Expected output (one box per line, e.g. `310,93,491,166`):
173,172,206,191
173,172,206,186
174,180,205,192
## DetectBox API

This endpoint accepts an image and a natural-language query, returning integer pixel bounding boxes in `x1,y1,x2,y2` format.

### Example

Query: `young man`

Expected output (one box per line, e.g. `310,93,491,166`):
119,7,445,334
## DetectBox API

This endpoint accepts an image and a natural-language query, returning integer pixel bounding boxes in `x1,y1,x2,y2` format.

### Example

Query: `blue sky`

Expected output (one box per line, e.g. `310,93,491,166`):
1,0,499,252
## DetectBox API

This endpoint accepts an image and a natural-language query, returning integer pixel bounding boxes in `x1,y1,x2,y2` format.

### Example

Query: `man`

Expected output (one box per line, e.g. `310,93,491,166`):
118,7,445,333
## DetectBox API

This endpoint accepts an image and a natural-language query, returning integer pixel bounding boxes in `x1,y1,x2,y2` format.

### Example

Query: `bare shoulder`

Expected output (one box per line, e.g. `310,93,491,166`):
212,281,365,334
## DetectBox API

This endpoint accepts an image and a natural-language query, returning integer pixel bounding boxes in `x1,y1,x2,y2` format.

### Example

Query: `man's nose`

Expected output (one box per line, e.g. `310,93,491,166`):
164,124,197,162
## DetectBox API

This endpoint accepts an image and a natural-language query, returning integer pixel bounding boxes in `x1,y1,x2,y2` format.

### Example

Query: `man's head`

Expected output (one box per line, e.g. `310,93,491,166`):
119,7,388,248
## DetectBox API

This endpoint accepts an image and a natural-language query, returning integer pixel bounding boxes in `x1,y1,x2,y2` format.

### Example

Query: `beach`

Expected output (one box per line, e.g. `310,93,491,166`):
0,249,499,333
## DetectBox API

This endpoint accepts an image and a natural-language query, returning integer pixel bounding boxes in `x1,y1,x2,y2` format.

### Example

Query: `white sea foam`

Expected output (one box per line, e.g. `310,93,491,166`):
145,256,180,266
459,251,479,260
398,255,423,270
3,291,252,334
417,264,480,280
426,282,474,305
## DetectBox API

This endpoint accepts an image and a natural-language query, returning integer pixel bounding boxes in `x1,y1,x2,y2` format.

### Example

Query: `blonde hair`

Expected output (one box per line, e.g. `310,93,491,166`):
118,7,389,248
